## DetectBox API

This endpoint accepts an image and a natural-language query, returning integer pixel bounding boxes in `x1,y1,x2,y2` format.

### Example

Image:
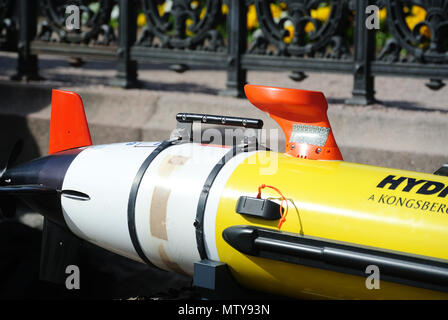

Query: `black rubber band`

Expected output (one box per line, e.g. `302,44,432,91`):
195,146,240,260
127,140,175,266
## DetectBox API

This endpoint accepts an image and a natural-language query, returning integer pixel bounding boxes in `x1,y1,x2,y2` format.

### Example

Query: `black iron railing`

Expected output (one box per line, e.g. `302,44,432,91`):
1,0,447,104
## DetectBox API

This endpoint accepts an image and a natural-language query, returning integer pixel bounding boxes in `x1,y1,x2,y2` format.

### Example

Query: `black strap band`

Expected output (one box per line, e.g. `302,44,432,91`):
195,146,241,260
127,140,175,266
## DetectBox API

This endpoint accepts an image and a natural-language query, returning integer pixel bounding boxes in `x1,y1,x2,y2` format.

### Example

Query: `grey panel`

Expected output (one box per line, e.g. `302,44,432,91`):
289,124,330,147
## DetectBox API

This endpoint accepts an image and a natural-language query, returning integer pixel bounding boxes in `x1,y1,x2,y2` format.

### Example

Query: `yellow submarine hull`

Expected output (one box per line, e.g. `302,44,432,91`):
215,151,448,299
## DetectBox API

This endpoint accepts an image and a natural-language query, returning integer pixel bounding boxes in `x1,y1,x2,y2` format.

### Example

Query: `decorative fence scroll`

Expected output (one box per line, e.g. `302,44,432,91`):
0,0,447,103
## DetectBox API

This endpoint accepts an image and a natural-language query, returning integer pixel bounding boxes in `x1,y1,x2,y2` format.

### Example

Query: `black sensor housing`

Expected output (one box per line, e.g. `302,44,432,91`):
235,196,283,220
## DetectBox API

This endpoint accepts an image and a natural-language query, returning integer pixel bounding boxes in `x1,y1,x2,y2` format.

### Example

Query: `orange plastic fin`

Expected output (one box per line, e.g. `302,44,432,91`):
48,89,92,154
244,84,342,160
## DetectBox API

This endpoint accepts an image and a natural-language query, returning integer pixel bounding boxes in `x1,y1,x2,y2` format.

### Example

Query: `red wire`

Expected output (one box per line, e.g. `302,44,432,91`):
257,184,289,229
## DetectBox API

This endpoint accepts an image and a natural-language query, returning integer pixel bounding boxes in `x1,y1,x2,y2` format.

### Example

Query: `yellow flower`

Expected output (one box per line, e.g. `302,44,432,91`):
379,8,386,21
405,5,430,38
186,18,193,36
303,5,330,32
137,13,146,27
300,6,322,33
270,3,282,19
185,6,206,36
305,22,314,33
222,4,229,15
284,22,315,42
411,5,426,20
191,0,199,9
405,16,418,30
284,24,294,43
157,3,165,16
311,6,330,22
420,26,431,38
247,4,258,30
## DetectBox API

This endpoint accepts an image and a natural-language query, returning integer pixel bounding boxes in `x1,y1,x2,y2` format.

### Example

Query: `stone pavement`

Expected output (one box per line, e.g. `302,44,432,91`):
1,51,448,175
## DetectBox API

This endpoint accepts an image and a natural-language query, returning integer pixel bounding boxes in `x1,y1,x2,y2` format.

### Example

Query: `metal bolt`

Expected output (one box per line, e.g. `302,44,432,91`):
316,148,322,154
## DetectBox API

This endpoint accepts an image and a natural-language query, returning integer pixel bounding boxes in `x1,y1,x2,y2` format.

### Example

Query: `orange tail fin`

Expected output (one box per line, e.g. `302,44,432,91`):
244,84,342,160
48,89,92,154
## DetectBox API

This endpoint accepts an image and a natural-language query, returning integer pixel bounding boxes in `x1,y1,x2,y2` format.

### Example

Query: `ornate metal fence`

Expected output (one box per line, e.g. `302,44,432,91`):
1,0,447,104
0,0,17,52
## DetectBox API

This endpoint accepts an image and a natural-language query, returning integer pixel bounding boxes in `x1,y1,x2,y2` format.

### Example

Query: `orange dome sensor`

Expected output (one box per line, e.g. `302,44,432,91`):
244,84,342,160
